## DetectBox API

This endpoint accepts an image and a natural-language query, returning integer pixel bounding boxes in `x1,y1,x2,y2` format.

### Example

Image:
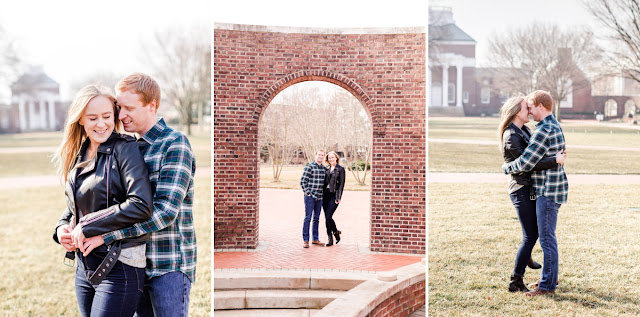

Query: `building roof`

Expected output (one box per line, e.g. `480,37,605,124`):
11,67,59,90
429,23,475,43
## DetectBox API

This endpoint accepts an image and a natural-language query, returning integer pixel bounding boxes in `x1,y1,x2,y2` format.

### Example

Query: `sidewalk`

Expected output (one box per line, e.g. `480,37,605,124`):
214,188,424,272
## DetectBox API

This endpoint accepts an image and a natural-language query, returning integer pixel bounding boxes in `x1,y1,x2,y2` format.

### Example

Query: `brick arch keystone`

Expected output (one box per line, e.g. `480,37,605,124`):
214,23,426,254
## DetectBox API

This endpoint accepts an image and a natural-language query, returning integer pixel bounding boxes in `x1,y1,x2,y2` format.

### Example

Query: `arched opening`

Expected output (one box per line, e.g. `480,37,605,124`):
605,99,618,118
257,80,373,248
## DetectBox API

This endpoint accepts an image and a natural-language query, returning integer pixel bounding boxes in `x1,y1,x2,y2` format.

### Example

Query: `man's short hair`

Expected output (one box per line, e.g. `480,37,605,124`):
115,73,161,110
528,90,553,111
315,149,325,155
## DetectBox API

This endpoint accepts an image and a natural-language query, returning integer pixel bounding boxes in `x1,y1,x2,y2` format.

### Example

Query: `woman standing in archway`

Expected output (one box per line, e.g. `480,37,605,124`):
323,151,345,247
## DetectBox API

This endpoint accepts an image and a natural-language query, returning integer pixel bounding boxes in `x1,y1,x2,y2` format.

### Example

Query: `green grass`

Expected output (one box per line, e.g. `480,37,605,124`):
260,165,372,191
429,117,640,174
0,176,211,316
429,117,640,148
429,183,640,316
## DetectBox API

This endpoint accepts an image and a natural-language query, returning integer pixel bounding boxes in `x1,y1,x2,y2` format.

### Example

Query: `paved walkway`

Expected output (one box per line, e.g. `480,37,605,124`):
214,188,424,272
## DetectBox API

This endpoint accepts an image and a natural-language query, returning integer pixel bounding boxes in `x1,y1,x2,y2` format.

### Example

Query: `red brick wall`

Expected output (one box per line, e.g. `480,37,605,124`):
367,280,426,317
213,24,426,254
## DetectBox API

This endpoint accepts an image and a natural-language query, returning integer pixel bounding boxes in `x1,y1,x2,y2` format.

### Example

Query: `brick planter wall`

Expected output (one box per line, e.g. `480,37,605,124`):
367,280,426,317
214,24,426,254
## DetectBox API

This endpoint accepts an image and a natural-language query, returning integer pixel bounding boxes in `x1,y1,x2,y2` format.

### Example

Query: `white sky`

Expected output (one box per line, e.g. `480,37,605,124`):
0,0,211,102
213,0,427,28
430,0,605,65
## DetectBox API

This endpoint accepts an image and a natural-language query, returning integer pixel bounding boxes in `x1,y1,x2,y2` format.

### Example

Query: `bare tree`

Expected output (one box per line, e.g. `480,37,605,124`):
583,0,640,84
486,23,602,120
259,103,296,182
330,90,372,186
140,24,210,135
0,24,22,101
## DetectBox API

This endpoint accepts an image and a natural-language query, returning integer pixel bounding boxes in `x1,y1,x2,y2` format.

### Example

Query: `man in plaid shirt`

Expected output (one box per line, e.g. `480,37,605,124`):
502,90,568,297
82,73,196,316
300,149,327,248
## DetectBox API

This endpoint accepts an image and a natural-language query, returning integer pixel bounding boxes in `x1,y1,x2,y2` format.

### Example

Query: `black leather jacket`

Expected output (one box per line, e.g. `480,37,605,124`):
53,132,152,251
502,123,557,187
324,164,346,201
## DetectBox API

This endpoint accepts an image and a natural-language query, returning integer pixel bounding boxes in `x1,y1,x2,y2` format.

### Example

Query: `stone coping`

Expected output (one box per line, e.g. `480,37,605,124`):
313,261,426,317
214,241,426,258
214,23,426,35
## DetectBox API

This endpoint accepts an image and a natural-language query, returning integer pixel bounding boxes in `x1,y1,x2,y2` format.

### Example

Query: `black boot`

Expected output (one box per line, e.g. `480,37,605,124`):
334,230,341,244
527,258,542,270
326,234,334,247
508,275,529,292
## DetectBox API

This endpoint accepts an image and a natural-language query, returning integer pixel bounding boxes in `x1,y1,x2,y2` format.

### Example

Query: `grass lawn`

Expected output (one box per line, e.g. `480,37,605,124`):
0,176,211,316
429,117,640,173
429,183,640,316
260,165,372,191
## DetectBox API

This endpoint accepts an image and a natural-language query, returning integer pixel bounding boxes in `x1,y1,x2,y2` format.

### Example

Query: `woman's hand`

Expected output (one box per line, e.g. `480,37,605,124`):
81,236,105,257
555,150,567,166
57,224,75,252
71,224,86,253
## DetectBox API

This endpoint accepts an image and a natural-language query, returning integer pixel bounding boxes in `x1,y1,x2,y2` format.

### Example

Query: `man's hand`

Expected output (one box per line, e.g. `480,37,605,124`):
57,225,75,252
555,150,567,166
81,236,105,257
71,224,86,253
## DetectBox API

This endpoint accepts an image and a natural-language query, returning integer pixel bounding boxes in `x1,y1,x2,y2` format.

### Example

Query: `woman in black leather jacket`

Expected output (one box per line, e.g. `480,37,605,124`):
498,93,566,293
52,85,152,317
323,151,346,247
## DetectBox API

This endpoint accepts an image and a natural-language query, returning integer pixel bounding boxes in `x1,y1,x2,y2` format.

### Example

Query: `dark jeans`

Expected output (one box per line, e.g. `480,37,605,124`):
509,186,539,276
75,251,145,317
536,195,560,291
134,271,192,317
323,191,340,236
303,195,322,242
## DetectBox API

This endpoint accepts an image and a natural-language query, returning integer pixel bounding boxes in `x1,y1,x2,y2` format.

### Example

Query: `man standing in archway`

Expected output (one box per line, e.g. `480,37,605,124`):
300,149,327,248
502,90,568,297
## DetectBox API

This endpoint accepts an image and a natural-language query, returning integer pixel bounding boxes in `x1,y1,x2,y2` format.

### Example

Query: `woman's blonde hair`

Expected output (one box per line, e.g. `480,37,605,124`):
52,85,121,182
497,93,526,150
325,151,341,166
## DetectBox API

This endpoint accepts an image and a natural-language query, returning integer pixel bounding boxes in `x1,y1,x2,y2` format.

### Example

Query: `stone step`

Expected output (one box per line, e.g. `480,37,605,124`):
214,271,374,291
214,289,345,310
214,308,321,317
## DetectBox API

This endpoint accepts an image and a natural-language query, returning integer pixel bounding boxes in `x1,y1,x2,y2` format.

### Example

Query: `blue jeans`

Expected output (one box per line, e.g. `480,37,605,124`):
75,251,145,317
303,195,322,241
323,191,340,236
509,186,539,276
134,271,192,317
536,195,560,291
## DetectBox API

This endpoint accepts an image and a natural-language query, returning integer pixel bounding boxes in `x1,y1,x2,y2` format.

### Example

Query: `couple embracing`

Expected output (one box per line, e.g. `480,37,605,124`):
499,90,569,297
52,73,196,316
300,149,345,248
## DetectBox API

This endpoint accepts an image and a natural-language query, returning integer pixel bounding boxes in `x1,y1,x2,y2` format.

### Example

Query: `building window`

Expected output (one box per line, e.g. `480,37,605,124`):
448,84,455,104
481,87,490,104
463,91,469,103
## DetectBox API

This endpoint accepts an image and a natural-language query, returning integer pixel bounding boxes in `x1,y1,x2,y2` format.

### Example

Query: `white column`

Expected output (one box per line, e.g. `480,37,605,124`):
456,62,463,107
18,97,27,132
39,100,47,130
48,99,56,129
442,64,449,107
28,100,36,130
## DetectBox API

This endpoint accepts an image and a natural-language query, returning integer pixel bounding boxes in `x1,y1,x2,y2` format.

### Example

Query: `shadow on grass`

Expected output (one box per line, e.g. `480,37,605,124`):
548,284,640,314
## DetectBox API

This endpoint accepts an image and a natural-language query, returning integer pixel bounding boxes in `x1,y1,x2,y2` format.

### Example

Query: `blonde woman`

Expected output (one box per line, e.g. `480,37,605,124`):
498,93,565,292
52,85,152,317
323,151,345,247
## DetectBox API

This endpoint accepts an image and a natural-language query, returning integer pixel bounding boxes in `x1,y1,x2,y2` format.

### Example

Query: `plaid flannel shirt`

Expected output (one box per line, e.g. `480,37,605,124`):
502,114,568,204
300,162,326,200
102,118,197,283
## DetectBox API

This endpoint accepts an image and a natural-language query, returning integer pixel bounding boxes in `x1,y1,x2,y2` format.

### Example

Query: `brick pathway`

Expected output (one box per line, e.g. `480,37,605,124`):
214,188,424,272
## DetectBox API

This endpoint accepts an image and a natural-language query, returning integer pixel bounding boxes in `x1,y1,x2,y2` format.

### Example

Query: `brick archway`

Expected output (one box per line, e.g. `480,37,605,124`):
214,23,426,254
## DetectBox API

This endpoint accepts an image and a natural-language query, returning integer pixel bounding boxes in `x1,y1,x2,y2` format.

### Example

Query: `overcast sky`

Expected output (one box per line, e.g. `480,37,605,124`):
430,0,605,65
0,0,211,102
